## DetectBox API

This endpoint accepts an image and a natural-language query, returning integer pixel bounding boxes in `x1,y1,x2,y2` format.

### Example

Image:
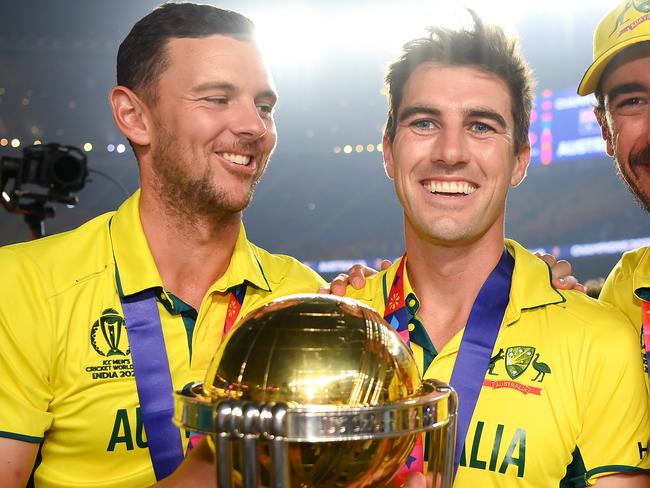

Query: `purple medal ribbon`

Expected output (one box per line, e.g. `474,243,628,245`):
448,249,514,475
121,289,184,480
384,249,513,478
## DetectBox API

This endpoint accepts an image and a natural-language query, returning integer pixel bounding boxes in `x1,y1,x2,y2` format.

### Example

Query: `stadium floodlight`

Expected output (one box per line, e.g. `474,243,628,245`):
253,0,616,68
254,3,524,67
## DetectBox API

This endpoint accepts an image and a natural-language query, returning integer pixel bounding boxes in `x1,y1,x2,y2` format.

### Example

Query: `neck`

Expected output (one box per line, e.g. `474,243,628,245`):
139,188,242,310
404,223,505,350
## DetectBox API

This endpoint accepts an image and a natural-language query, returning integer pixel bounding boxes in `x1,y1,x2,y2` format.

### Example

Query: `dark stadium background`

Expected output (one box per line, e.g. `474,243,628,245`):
0,0,644,282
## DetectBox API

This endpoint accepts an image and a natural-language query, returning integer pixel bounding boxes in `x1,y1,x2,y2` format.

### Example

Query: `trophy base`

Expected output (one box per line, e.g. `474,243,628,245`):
207,434,416,487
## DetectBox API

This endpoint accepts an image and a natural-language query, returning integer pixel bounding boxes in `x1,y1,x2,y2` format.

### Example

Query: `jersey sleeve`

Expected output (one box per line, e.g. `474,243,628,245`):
0,247,54,442
599,252,641,327
574,311,650,482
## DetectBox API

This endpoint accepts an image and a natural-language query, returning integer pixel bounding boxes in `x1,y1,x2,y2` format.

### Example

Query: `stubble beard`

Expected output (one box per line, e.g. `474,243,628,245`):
150,126,262,226
616,144,650,214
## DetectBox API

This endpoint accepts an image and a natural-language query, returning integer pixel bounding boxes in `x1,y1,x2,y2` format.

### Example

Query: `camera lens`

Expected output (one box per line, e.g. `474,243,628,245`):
51,154,84,187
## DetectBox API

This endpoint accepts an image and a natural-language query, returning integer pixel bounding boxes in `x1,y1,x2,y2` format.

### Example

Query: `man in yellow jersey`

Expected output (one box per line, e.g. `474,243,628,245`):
577,1,650,394
0,4,323,487
345,10,650,488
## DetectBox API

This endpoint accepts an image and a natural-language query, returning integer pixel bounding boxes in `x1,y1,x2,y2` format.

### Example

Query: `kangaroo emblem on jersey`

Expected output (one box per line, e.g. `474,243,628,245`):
488,348,505,375
484,346,548,395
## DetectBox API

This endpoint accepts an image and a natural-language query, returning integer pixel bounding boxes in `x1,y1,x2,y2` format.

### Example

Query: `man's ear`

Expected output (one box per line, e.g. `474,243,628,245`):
594,108,615,157
383,134,395,180
110,86,152,147
510,143,530,188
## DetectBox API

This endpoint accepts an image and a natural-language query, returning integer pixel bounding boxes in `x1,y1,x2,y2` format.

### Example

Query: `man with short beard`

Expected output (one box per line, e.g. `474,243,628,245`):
578,1,650,387
0,4,323,487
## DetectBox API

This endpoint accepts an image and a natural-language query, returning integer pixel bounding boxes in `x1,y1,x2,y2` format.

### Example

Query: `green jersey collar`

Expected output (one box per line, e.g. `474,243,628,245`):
110,190,271,298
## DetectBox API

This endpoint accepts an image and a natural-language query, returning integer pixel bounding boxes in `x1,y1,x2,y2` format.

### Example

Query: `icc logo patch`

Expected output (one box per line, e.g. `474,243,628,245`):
90,308,130,357
85,309,133,381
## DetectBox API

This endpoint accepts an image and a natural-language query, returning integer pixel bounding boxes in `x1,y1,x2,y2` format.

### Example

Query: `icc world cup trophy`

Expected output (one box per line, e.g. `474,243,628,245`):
175,294,457,487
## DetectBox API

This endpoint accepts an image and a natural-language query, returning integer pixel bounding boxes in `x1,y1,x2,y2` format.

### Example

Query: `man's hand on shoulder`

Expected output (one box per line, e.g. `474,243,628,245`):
535,252,586,293
320,252,586,296
319,260,392,296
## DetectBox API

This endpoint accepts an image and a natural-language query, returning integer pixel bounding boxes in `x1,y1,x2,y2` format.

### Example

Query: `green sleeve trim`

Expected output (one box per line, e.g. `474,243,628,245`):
563,462,649,486
586,464,650,480
0,431,44,443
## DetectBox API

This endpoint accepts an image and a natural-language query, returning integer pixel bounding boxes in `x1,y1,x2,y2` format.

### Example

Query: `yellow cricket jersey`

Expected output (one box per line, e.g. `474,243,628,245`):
0,190,324,488
600,246,650,382
346,240,650,487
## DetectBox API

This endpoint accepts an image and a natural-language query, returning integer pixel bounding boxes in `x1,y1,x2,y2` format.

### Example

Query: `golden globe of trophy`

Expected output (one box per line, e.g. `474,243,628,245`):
175,294,457,487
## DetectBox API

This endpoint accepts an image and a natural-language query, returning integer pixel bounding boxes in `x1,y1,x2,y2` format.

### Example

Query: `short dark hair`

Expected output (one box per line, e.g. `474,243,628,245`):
384,10,534,153
117,2,256,101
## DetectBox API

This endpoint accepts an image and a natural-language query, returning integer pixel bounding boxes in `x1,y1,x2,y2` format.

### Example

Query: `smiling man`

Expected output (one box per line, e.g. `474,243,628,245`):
578,1,650,396
346,11,650,487
0,4,322,487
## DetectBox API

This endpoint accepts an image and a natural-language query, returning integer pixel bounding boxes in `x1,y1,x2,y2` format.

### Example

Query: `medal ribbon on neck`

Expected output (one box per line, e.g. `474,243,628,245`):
121,283,247,479
383,254,422,484
641,300,650,381
384,255,411,345
222,283,247,337
384,250,514,480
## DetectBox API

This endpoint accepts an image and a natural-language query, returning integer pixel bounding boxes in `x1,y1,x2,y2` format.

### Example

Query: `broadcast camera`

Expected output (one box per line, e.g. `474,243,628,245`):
1,143,88,238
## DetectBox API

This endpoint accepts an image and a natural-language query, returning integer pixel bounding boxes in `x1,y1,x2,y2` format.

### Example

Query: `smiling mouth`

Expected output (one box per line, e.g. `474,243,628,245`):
423,180,477,195
219,152,252,166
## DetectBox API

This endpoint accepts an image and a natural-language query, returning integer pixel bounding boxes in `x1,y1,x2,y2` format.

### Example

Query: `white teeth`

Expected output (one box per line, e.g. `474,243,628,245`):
220,152,251,165
424,181,476,195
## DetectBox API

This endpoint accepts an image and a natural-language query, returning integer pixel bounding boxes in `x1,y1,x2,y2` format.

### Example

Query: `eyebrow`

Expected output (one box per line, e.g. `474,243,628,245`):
607,82,646,101
191,81,278,104
398,105,508,129
191,81,235,93
398,105,440,122
468,109,508,130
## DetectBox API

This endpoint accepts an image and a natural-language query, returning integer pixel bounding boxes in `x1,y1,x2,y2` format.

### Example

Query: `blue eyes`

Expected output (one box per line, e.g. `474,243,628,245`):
409,119,494,134
412,120,434,130
472,122,493,133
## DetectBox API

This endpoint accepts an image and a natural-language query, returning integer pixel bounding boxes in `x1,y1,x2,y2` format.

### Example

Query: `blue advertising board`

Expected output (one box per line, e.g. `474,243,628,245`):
529,87,607,165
